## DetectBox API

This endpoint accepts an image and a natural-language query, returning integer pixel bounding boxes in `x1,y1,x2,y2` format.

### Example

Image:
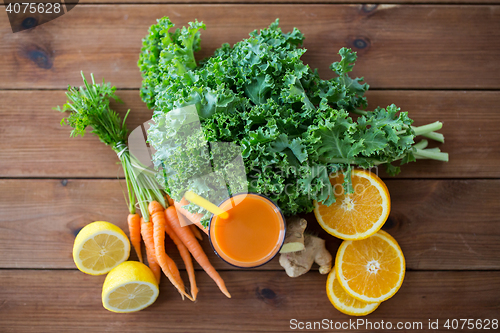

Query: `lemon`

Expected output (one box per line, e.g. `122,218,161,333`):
73,221,130,275
327,267,379,316
102,261,159,313
314,169,391,240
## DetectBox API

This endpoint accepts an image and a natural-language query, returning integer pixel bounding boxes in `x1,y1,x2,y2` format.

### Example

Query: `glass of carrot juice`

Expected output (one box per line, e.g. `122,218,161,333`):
208,193,286,268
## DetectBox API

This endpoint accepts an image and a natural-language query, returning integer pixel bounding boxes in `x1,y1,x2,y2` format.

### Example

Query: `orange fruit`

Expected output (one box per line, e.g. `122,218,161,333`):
335,230,405,303
326,267,380,316
314,169,390,240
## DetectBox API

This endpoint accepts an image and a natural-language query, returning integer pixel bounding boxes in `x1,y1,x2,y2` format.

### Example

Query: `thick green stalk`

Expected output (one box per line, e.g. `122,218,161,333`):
414,148,449,162
418,130,444,143
411,121,443,136
413,139,429,150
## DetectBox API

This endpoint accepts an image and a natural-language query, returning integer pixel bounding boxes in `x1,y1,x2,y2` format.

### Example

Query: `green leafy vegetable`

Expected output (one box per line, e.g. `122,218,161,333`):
56,72,165,221
139,18,448,226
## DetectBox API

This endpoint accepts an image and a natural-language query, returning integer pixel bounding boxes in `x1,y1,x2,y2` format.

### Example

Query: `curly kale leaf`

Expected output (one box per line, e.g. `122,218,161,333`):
138,17,205,110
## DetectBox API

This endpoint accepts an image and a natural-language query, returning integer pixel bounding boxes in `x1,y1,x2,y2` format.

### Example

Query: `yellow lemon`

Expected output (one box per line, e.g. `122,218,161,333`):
102,261,159,313
335,230,405,303
314,169,390,240
326,267,379,316
73,221,130,275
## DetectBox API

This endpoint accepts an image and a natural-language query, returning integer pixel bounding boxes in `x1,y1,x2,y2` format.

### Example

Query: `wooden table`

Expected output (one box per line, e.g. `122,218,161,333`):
1,1,499,332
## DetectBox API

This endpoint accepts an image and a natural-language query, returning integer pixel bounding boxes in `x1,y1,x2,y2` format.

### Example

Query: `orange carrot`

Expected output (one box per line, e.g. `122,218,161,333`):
168,213,231,298
149,201,192,301
174,198,208,235
127,213,143,263
166,194,175,207
165,206,199,301
140,217,161,284
190,224,203,241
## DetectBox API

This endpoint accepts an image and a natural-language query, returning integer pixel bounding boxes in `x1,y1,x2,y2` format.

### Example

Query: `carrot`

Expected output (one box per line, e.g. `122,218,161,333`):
168,213,231,298
140,217,161,284
149,201,192,301
165,207,199,301
190,224,203,241
127,213,143,263
166,194,175,207
174,198,208,235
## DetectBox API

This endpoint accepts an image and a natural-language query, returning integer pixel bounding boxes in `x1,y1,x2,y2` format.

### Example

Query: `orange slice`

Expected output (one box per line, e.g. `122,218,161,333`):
314,169,390,240
326,267,380,316
335,230,405,303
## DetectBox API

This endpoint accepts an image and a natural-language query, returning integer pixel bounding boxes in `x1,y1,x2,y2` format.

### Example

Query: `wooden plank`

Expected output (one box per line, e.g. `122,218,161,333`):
1,5,499,89
0,179,498,270
0,90,140,178
79,0,500,4
0,270,498,332
1,90,498,179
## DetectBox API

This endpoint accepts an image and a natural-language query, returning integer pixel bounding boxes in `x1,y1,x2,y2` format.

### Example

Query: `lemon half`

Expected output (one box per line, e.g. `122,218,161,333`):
102,261,159,313
73,221,130,275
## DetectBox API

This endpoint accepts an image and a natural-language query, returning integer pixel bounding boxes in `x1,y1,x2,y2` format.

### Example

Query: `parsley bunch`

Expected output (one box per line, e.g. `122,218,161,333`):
139,18,448,225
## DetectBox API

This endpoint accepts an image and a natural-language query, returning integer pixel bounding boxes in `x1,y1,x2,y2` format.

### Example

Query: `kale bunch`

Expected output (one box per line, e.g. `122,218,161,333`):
139,18,447,225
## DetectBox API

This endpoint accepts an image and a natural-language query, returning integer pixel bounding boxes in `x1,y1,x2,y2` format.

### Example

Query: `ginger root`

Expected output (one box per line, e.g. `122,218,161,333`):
279,217,307,253
279,234,332,278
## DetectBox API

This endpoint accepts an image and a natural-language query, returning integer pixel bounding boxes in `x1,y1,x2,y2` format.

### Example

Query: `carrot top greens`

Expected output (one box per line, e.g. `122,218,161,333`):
56,73,165,221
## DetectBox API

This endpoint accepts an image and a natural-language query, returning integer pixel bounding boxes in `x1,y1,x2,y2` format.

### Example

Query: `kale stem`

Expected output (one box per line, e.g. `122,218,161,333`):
352,108,368,116
421,147,441,153
354,110,444,143
419,131,444,143
410,121,443,136
396,121,444,142
414,148,449,162
413,139,428,150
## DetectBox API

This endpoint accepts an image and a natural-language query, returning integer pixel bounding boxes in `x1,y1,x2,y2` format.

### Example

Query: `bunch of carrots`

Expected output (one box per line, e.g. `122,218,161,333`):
57,72,230,300
129,198,231,300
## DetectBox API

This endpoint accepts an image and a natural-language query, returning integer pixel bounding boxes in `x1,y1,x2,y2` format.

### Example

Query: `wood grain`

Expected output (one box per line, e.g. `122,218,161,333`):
78,0,500,4
1,5,499,89
0,269,498,332
0,179,498,270
1,90,498,178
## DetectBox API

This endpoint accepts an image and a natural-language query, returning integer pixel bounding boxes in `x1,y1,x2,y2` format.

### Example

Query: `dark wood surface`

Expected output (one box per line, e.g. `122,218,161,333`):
80,0,500,3
1,5,500,89
0,270,499,332
0,2,499,332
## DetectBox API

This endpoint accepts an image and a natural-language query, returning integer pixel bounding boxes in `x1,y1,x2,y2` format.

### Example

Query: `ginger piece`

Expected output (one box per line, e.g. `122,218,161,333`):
279,234,332,278
279,217,307,253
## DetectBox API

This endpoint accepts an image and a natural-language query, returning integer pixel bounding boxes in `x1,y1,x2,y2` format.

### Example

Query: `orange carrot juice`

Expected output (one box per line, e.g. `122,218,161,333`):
209,193,286,268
